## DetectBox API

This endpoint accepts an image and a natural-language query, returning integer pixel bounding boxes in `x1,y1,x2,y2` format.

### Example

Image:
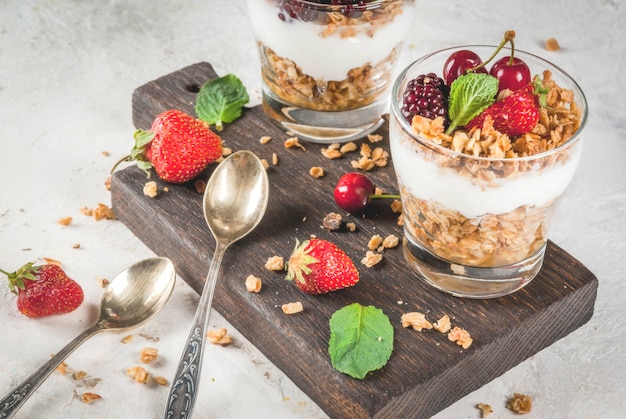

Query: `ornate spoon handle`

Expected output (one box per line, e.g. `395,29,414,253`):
163,241,226,418
0,325,100,418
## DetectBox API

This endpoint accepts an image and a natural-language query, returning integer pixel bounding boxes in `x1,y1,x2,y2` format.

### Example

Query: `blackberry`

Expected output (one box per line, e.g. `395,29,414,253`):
400,73,449,124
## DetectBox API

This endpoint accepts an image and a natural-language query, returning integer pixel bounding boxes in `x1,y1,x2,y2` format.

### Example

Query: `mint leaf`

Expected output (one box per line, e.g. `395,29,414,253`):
328,303,394,379
446,72,498,134
195,74,249,131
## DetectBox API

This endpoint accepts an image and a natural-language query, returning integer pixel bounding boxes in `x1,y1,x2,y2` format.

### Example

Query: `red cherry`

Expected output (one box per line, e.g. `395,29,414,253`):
442,49,488,86
490,56,531,92
334,172,375,213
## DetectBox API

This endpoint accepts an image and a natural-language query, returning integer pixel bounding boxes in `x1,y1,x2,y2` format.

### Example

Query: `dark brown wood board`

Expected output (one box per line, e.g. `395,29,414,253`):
111,62,598,418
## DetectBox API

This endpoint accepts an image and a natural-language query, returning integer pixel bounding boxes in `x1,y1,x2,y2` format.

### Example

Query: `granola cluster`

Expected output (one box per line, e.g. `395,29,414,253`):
397,70,582,267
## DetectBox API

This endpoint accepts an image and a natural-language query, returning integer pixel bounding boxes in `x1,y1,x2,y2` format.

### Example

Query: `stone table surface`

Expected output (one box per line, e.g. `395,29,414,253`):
0,1,624,418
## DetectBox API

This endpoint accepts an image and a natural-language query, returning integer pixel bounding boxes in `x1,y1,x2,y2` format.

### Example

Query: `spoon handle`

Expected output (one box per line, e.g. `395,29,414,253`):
163,241,227,419
0,325,100,418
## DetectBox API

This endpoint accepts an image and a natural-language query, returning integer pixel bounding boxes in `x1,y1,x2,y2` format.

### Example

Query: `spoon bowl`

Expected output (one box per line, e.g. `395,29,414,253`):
0,257,176,418
164,150,269,418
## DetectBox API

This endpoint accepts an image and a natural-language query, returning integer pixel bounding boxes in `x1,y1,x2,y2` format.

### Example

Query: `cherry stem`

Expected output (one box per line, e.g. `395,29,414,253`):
369,194,400,200
468,30,516,73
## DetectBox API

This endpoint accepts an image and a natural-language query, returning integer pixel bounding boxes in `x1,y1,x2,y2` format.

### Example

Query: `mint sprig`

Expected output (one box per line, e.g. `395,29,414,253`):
195,74,249,131
445,72,499,135
328,303,394,379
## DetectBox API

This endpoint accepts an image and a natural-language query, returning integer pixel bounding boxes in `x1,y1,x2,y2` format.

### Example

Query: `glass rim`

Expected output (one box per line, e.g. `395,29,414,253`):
391,44,589,163
277,0,401,11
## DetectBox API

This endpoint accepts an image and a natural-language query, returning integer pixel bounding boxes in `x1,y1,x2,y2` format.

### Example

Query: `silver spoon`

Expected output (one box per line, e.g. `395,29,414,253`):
163,150,269,419
0,257,176,418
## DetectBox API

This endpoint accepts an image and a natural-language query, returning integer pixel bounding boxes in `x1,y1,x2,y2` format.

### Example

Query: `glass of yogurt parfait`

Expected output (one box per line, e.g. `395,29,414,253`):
247,0,416,143
389,45,588,298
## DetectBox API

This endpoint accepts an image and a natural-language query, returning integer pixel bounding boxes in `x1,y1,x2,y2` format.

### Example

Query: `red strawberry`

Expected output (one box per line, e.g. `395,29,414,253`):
286,239,359,294
466,84,539,136
112,109,223,184
1,262,84,318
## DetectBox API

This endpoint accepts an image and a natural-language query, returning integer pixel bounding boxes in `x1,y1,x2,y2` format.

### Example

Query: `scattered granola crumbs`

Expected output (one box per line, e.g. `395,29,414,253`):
309,166,324,178
448,326,473,349
401,312,433,332
321,147,343,159
121,335,133,344
382,234,399,249
281,301,303,314
73,370,88,380
194,179,206,194
101,151,110,157
104,176,111,191
163,186,169,192
58,216,73,226
374,186,384,196
433,314,451,334
56,362,69,375
284,137,306,150
260,135,272,144
507,393,532,414
477,402,493,417
93,203,115,221
43,257,62,266
261,159,270,170
81,392,102,404
545,37,560,51
207,328,233,346
80,206,94,217
139,347,159,364
368,234,383,251
127,366,149,384
245,274,262,293
367,133,383,143
143,181,158,198
322,212,343,231
222,147,233,157
152,375,168,386
272,152,278,166
72,243,81,249
265,256,285,271
361,250,383,268
346,222,357,232
95,276,109,287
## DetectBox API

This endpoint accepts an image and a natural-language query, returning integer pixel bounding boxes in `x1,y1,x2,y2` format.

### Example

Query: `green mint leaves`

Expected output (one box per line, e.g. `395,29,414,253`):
195,74,249,131
329,303,394,379
445,72,498,135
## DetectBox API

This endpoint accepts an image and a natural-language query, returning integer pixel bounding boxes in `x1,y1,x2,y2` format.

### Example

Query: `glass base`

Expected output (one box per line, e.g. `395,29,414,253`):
402,234,546,299
261,86,386,144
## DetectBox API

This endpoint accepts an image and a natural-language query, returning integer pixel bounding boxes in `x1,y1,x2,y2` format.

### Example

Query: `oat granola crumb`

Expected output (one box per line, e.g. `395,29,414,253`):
261,158,270,170
260,135,272,144
72,243,81,249
58,216,72,226
207,328,233,346
309,166,324,178
368,234,383,251
448,326,473,349
222,147,233,157
245,274,262,293
265,256,285,271
477,402,493,417
194,179,206,194
346,222,357,232
152,375,168,386
361,250,383,268
340,142,357,154
143,181,158,198
139,347,159,364
284,137,306,150
104,176,111,191
81,392,102,404
367,134,383,143
73,370,88,380
433,314,451,333
93,203,115,221
401,312,433,331
56,362,68,375
545,37,560,51
80,206,94,216
272,152,278,166
322,212,343,231
321,147,343,159
390,199,402,213
507,393,532,414
382,234,399,249
43,257,61,266
281,301,303,314
121,335,133,344
127,366,149,384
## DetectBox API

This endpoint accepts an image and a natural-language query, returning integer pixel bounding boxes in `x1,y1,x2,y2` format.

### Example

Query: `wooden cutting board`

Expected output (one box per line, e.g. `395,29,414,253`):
111,62,598,418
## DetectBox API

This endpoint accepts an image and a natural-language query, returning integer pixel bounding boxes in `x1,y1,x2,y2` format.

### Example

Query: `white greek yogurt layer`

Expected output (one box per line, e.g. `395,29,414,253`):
247,0,416,81
390,123,583,219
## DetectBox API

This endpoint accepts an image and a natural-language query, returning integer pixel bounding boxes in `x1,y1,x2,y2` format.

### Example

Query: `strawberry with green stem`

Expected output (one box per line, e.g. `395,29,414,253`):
286,239,359,294
1,262,84,318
